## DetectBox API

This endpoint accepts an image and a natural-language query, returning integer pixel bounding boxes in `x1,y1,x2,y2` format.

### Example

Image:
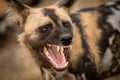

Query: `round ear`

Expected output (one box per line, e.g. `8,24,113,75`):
58,0,75,8
5,0,31,27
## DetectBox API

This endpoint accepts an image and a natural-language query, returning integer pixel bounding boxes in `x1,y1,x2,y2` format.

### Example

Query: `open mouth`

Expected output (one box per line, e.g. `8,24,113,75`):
39,44,69,71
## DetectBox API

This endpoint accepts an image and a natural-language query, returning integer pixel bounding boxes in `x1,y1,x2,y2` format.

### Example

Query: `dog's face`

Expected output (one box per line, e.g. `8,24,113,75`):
7,0,74,71
25,7,73,71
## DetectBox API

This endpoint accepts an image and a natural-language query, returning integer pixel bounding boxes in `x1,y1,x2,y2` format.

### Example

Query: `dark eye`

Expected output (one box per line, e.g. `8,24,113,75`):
38,23,53,33
62,21,71,28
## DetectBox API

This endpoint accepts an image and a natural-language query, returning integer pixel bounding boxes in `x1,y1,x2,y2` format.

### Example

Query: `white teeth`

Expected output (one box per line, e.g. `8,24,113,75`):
44,47,47,52
57,46,59,51
47,44,70,48
60,47,64,54
64,62,68,67
59,47,65,58
54,61,68,69
46,51,49,56
43,45,68,69
44,47,49,56
48,56,57,66
47,44,51,47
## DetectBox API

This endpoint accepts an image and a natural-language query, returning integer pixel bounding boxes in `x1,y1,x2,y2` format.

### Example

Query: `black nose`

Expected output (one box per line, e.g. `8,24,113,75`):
60,34,72,46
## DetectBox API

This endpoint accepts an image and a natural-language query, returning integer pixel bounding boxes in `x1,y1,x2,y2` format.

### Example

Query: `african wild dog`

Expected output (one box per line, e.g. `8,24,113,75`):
5,0,120,80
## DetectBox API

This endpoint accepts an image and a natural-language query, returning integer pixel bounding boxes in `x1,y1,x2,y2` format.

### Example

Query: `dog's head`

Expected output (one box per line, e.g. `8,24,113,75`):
6,0,75,71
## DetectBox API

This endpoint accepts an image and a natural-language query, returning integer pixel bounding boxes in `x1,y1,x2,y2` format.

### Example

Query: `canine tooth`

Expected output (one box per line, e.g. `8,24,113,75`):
44,47,49,56
62,52,65,56
62,62,68,68
46,51,49,55
48,55,52,60
60,47,63,53
44,47,47,52
63,55,65,59
60,47,64,56
65,62,68,66
47,44,51,47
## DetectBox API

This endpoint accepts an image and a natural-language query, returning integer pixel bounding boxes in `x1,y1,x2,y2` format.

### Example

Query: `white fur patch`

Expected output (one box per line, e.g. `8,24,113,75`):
107,7,120,32
99,48,113,73
42,68,55,80
105,2,115,6
81,73,87,80
109,34,115,45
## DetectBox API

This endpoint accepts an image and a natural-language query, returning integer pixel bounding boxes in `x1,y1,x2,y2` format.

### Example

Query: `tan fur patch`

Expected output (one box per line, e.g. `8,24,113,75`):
80,11,101,70
0,0,6,17
70,23,83,68
23,6,72,40
24,9,51,32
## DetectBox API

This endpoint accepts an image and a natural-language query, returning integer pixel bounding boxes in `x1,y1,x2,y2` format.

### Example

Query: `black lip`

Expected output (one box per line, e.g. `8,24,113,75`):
53,66,67,71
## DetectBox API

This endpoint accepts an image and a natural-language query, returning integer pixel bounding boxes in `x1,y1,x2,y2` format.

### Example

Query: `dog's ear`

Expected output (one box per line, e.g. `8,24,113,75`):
5,0,30,27
6,0,30,15
58,0,75,8
6,0,29,10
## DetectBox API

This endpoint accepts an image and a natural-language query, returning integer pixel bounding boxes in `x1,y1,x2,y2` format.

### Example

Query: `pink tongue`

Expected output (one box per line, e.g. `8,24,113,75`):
47,47,65,66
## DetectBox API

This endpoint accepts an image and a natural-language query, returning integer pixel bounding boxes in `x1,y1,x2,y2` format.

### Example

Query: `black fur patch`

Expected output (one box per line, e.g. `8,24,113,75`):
12,0,27,10
43,8,59,23
69,13,100,80
0,15,5,22
29,0,40,6
59,0,75,8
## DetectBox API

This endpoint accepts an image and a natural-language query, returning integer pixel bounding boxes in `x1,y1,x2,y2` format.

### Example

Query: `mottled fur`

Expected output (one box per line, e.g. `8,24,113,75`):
5,0,120,80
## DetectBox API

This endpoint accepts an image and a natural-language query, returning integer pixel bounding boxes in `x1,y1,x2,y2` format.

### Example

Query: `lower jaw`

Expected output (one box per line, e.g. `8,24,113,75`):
38,45,70,71
37,54,68,71
47,60,68,71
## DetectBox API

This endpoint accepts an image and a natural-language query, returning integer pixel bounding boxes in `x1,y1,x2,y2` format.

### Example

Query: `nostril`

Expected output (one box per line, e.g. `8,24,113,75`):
60,34,72,45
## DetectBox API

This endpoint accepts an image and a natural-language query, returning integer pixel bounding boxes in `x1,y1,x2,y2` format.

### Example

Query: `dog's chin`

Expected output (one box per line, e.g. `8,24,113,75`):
38,44,70,71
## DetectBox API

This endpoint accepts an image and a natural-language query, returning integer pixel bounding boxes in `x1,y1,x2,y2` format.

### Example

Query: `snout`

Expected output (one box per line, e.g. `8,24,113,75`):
60,34,73,46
